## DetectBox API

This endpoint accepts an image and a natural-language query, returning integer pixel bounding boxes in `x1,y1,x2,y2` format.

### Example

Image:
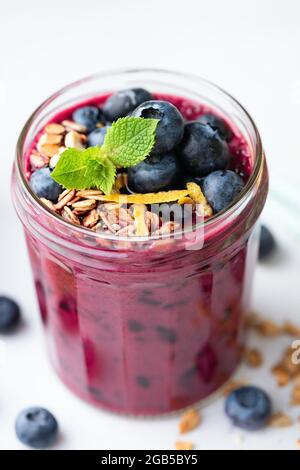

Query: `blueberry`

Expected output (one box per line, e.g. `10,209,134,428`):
131,100,184,154
0,296,20,332
196,343,217,382
178,122,231,176
225,386,272,430
30,167,63,202
72,105,103,132
15,407,58,448
58,296,78,330
136,375,151,388
198,113,232,141
128,152,179,193
259,225,276,260
127,319,145,332
87,126,110,147
138,291,161,306
201,170,244,213
88,386,103,400
103,88,152,121
155,326,177,344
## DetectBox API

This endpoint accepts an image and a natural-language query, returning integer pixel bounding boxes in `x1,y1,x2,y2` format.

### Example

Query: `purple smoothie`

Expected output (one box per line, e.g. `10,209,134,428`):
13,86,268,415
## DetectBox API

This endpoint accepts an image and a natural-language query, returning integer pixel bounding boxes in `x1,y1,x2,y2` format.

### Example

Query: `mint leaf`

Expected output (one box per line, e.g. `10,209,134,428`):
50,117,158,194
51,147,116,194
91,153,116,195
102,116,159,167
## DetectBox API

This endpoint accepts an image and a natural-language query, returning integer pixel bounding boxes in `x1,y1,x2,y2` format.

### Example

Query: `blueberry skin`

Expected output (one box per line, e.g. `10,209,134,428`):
128,153,179,193
225,386,272,430
201,170,244,213
87,126,110,147
30,167,63,202
178,122,231,177
131,100,184,154
15,407,58,448
72,105,103,132
0,296,20,332
103,88,152,122
155,325,177,344
198,113,233,142
259,225,276,260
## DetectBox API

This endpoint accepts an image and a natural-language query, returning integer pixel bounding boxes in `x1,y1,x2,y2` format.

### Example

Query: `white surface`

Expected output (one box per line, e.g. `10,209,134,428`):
0,0,300,450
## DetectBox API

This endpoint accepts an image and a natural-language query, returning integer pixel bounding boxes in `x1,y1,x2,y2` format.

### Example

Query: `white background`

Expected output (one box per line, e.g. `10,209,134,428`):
0,0,300,450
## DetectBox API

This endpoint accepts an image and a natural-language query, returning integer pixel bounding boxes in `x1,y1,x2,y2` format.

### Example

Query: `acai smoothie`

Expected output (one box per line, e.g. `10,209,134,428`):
12,70,268,415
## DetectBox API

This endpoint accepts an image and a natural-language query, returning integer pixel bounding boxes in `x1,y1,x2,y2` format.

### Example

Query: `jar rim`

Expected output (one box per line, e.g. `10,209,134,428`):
15,68,264,243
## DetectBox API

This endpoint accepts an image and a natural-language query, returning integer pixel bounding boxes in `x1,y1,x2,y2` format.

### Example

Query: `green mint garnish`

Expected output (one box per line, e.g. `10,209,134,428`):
103,117,158,167
51,147,116,193
51,116,159,194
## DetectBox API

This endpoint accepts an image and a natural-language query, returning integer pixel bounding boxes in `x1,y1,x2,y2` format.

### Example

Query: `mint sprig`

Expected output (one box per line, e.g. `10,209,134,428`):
103,117,158,167
51,116,159,194
50,147,116,192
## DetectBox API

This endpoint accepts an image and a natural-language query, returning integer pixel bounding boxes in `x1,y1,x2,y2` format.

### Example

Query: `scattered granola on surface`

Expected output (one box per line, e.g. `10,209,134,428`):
175,441,194,451
243,348,263,368
291,382,300,406
178,408,201,434
268,412,293,428
222,379,249,396
272,346,300,387
246,313,300,340
283,322,300,337
253,318,282,337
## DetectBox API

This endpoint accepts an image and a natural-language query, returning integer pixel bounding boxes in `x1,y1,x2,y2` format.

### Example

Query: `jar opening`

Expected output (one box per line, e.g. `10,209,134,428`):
15,68,265,246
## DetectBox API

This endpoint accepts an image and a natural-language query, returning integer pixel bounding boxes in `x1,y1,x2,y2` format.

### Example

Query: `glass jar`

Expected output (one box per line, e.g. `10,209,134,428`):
12,69,268,415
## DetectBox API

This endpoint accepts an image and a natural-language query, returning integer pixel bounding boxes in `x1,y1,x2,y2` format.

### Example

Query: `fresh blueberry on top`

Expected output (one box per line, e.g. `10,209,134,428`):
198,113,233,142
0,296,20,332
259,225,276,260
225,386,272,430
127,152,179,193
87,126,110,147
30,167,63,202
201,170,244,213
15,407,58,448
131,100,184,154
178,122,231,177
72,105,103,132
103,88,152,122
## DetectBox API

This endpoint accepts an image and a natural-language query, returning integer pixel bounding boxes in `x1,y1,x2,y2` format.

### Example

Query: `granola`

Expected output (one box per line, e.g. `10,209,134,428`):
246,313,300,340
291,383,300,406
175,441,194,450
268,412,293,428
271,365,290,387
271,345,300,388
179,408,201,434
243,348,263,368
